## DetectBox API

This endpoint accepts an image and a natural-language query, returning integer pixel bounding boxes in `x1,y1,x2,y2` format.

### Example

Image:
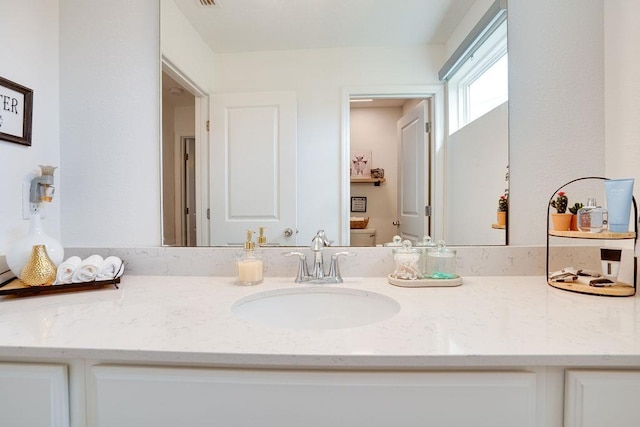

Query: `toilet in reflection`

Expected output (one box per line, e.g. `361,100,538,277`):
350,228,377,247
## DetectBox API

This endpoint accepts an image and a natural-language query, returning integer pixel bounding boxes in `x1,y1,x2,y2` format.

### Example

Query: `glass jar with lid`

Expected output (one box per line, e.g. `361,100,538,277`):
426,240,457,279
414,235,437,278
392,240,421,280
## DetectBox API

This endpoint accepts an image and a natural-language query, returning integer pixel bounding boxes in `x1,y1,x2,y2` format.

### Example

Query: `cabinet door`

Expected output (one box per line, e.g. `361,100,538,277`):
88,366,535,427
566,370,640,427
0,362,69,427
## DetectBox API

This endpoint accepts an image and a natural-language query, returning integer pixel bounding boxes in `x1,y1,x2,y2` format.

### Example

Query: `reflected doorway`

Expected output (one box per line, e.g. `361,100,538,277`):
349,97,431,246
161,61,211,247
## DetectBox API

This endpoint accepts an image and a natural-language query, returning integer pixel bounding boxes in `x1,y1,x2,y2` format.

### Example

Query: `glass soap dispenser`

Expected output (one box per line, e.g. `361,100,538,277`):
577,198,608,233
236,230,264,285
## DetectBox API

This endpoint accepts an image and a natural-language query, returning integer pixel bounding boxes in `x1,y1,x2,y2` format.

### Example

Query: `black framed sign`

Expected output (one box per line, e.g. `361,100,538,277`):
351,196,367,213
0,76,33,147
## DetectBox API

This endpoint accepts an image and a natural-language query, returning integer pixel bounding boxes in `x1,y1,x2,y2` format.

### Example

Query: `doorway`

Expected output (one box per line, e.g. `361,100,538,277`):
342,85,444,246
161,61,210,246
349,98,431,246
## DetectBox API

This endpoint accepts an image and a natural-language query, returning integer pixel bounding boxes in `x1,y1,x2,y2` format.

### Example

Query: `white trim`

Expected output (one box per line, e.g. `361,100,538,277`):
340,85,445,245
195,97,210,246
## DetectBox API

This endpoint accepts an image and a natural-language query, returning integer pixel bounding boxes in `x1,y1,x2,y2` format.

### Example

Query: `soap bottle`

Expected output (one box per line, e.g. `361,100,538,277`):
236,230,264,285
257,226,267,246
577,198,608,233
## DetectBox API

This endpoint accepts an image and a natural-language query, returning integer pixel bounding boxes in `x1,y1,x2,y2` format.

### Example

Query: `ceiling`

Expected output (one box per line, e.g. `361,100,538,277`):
171,0,476,54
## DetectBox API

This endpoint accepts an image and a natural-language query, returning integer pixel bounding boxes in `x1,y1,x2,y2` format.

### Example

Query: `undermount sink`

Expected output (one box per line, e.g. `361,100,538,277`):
232,287,400,330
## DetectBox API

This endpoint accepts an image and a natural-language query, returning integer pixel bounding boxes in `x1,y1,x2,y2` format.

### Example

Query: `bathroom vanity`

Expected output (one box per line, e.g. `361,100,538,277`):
1,275,640,427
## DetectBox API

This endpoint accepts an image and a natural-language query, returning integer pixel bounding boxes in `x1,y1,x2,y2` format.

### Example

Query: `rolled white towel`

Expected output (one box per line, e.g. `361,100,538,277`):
96,256,124,280
72,255,103,283
55,256,82,285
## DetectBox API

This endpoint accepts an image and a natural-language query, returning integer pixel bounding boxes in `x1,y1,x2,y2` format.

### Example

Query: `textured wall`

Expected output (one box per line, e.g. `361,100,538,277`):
0,1,60,255
509,0,605,245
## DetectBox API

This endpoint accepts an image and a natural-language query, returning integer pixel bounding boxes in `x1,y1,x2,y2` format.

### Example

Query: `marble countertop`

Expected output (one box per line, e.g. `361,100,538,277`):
0,275,639,368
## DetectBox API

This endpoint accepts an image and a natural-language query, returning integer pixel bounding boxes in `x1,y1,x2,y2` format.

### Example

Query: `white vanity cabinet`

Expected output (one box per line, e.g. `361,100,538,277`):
0,362,70,427
565,370,640,427
87,366,536,427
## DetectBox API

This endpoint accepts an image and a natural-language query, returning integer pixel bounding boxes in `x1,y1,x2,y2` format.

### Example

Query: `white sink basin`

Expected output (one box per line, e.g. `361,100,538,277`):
232,287,400,330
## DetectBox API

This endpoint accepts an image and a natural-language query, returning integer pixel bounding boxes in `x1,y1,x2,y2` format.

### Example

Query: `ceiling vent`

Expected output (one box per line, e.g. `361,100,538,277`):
194,0,222,7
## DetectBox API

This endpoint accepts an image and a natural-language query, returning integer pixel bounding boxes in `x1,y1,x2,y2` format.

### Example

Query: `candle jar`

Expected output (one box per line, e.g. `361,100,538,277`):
236,250,264,285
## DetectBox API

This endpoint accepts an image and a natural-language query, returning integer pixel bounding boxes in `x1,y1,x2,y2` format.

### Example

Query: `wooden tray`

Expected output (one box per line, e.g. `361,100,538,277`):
0,277,120,297
547,279,635,297
387,274,463,288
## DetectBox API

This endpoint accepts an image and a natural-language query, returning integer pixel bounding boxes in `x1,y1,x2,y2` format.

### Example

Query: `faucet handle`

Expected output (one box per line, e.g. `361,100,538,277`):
312,230,333,249
282,251,310,283
327,251,356,283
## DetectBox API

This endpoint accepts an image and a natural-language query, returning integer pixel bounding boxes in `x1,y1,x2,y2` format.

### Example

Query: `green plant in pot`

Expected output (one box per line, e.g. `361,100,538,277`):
550,191,572,231
568,202,583,231
496,194,508,226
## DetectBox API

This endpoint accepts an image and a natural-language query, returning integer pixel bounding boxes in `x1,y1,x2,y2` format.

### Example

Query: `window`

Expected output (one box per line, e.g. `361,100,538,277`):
447,20,508,134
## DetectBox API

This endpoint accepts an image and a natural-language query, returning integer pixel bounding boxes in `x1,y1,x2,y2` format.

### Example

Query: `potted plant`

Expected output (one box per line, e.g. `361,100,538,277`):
497,194,508,226
568,202,583,231
550,191,572,231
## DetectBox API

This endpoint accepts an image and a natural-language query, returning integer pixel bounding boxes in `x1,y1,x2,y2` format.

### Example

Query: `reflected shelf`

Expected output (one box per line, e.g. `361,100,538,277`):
350,177,386,186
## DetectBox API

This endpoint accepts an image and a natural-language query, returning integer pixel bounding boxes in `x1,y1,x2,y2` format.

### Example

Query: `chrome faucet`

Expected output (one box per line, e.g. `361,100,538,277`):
284,230,355,283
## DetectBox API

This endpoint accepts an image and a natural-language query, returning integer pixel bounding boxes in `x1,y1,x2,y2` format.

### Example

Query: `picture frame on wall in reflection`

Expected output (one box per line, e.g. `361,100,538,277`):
350,150,371,178
351,197,367,213
0,76,33,147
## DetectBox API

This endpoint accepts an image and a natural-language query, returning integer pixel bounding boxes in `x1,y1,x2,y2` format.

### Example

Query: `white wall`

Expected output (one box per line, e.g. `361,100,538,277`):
445,0,495,59
0,1,60,256
214,46,444,244
508,0,605,245
604,0,640,204
350,107,401,244
161,0,216,93
59,0,161,247
446,102,508,245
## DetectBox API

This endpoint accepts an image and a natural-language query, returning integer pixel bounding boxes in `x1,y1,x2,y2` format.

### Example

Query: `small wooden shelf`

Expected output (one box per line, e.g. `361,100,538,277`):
491,223,506,229
546,177,637,297
350,177,386,186
548,230,635,239
548,279,635,297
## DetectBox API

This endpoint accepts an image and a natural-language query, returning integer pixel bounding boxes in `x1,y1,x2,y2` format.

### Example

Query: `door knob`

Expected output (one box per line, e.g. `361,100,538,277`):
392,221,401,227
283,228,297,238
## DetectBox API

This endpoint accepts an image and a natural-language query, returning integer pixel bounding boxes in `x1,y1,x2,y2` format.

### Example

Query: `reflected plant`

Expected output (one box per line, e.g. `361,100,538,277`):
498,194,508,212
550,191,568,213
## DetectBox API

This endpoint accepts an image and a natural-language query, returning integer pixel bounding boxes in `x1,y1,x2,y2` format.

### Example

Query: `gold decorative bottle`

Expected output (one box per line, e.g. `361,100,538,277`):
20,244,57,287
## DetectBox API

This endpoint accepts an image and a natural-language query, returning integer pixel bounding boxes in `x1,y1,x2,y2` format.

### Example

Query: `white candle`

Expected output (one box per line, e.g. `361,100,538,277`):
237,258,263,285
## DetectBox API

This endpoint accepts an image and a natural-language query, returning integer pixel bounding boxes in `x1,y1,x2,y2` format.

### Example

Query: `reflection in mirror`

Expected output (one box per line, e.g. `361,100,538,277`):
442,8,508,245
162,71,196,247
161,0,508,247
349,97,430,246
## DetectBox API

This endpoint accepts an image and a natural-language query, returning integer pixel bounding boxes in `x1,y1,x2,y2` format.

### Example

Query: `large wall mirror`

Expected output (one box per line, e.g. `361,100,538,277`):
160,0,509,248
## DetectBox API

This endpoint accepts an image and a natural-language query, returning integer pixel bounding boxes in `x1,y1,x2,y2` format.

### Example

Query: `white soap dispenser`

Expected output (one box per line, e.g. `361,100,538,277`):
236,230,264,285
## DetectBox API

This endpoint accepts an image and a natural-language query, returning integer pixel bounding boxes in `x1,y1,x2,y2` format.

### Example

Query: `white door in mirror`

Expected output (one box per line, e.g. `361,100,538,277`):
210,92,298,245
